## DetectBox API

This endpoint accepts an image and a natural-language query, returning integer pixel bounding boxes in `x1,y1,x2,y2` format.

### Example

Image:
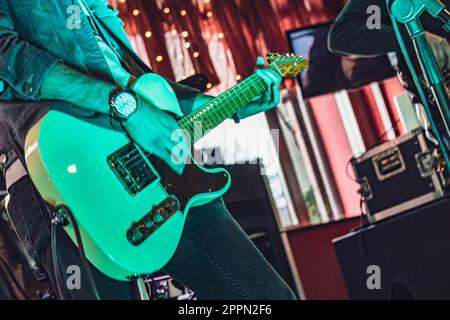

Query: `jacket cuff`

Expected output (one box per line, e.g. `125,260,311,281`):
16,50,61,101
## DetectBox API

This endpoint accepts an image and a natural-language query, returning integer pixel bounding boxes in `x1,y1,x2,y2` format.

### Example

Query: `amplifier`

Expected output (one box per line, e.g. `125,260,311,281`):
351,129,448,222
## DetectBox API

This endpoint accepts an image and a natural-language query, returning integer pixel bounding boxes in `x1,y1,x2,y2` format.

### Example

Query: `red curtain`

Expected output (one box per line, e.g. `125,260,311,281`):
165,0,220,84
209,0,259,78
113,0,348,84
115,0,176,79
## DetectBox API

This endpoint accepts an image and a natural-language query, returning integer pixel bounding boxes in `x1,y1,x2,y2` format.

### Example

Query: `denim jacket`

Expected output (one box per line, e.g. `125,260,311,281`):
0,0,198,156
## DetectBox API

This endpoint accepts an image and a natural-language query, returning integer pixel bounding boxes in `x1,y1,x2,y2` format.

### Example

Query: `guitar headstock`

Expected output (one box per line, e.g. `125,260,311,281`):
266,53,309,78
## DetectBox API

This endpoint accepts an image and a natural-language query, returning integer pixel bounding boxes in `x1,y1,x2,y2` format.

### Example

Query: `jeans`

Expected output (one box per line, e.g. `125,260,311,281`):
6,176,297,300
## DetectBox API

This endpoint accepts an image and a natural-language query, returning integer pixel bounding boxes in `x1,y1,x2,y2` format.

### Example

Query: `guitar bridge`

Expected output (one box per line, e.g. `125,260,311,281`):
127,196,180,246
108,143,158,196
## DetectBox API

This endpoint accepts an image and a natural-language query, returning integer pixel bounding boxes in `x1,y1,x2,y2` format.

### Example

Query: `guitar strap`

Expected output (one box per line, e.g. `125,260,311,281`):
78,0,152,79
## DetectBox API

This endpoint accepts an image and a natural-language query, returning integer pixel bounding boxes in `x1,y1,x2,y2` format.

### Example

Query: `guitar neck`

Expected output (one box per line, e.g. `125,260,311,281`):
177,72,273,144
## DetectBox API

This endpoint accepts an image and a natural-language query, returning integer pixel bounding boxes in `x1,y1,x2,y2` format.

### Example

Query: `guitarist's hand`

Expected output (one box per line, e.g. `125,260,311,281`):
124,99,189,175
237,56,282,119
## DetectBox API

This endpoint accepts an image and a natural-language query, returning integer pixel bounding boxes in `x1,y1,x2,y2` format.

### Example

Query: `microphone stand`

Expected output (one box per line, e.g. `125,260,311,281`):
391,0,450,171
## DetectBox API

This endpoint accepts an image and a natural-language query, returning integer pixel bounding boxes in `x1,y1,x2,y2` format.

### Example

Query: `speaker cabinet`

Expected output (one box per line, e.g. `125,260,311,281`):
334,198,450,299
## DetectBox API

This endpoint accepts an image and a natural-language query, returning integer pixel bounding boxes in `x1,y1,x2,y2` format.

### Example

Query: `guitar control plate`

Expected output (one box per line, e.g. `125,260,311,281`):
127,196,180,246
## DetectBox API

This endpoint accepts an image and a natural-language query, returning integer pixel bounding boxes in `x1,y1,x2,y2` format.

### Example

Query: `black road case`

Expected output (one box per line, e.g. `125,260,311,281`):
351,129,448,222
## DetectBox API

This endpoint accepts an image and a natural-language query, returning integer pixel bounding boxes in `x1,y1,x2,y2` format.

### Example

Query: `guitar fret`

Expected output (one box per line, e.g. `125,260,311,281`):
179,75,268,144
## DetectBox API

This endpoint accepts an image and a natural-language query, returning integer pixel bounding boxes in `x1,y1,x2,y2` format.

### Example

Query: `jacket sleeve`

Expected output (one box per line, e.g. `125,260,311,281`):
328,0,402,57
0,2,61,101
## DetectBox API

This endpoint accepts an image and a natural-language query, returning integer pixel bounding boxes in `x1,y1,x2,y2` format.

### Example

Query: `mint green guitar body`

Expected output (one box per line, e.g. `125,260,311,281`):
24,74,231,281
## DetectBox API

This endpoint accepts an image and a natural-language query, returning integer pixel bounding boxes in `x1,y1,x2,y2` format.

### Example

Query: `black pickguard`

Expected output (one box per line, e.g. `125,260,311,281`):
150,157,229,212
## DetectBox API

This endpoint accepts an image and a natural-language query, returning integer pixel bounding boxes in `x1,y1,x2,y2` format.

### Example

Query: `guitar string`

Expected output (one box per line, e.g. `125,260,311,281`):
117,74,271,168
170,75,267,146
177,74,263,128
121,78,265,169
117,76,268,170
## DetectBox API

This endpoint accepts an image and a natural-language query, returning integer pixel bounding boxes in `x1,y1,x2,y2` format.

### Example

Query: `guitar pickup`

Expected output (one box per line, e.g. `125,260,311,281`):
108,143,158,196
126,196,180,246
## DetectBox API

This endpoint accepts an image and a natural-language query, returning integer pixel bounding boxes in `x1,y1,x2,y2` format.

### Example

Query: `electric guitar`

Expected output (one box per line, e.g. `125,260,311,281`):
24,53,308,281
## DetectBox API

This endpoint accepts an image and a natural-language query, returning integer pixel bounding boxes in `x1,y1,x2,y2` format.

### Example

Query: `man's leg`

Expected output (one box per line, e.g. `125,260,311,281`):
6,176,136,300
163,198,297,300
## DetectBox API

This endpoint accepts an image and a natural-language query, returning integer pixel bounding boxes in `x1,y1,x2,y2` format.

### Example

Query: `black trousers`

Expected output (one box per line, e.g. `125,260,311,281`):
6,176,296,300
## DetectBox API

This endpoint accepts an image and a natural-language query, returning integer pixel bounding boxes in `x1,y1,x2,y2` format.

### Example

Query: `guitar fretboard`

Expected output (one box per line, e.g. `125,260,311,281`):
177,73,270,144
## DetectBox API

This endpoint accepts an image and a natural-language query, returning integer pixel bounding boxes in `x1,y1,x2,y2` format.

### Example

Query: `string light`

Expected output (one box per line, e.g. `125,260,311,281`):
118,0,126,3
129,3,220,88
235,75,242,81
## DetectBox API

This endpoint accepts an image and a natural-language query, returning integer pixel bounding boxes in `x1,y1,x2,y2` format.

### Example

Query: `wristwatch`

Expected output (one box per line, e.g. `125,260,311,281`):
109,89,139,122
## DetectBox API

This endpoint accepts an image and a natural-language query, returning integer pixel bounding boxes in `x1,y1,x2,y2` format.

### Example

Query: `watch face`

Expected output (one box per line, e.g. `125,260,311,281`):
113,91,138,119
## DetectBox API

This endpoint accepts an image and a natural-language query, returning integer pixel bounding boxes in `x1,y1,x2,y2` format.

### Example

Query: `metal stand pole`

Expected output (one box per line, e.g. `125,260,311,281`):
136,276,150,300
406,19,450,139
391,0,450,171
